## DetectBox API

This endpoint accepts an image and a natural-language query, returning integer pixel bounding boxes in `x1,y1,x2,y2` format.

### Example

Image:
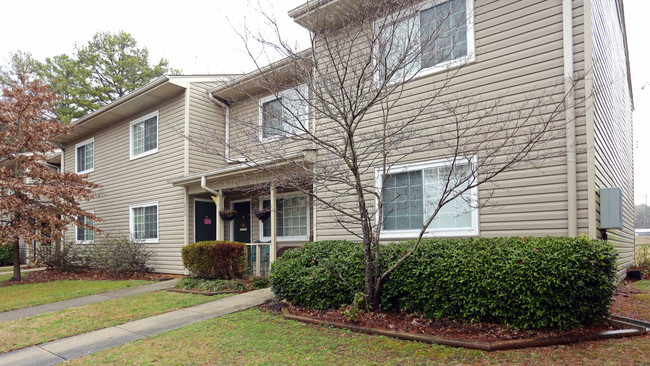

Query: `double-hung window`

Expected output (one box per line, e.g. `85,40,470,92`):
260,195,309,240
376,0,474,81
75,138,94,174
130,202,159,243
76,214,94,243
259,85,308,141
378,158,478,238
130,111,158,159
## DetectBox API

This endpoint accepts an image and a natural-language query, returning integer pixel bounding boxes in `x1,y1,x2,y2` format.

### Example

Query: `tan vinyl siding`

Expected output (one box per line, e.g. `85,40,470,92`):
591,0,634,277
313,0,573,241
63,93,187,274
188,82,227,174
227,91,312,162
572,0,591,236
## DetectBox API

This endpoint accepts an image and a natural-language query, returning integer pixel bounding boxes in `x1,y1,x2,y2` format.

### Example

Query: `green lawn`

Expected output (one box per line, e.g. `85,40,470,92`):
71,309,650,365
0,279,153,312
0,291,226,353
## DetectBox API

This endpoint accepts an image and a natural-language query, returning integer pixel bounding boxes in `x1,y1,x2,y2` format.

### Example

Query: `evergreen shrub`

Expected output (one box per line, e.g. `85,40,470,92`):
182,241,247,279
270,237,617,330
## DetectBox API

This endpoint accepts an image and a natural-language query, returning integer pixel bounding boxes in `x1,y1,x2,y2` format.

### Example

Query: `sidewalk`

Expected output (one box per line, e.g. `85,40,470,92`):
0,279,179,322
0,288,274,366
0,267,46,276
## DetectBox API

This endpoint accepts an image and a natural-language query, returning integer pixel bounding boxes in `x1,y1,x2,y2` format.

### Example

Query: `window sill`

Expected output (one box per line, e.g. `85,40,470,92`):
380,227,479,239
383,53,476,87
76,240,94,244
132,238,159,244
76,168,94,175
260,236,309,242
130,148,158,161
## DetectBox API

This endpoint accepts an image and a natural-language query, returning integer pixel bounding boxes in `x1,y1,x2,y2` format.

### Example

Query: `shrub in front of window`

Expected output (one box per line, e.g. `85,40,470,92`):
85,234,152,274
270,237,617,330
0,244,13,266
182,241,247,279
269,241,365,309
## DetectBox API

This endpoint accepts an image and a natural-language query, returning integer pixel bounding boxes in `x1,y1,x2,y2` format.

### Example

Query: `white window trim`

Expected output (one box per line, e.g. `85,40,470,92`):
259,192,310,242
76,210,95,244
258,85,309,143
374,0,476,83
129,201,159,244
75,137,95,174
375,157,479,239
129,111,159,160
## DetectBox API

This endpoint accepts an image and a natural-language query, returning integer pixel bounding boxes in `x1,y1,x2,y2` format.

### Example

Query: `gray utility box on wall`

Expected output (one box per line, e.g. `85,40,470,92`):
600,187,622,229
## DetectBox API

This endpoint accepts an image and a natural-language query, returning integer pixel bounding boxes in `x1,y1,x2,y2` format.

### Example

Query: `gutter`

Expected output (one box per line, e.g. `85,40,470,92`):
563,0,577,237
207,93,247,164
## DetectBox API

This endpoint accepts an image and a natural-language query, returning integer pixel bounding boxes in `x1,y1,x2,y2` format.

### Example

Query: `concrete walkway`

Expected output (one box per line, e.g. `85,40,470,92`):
0,288,274,366
0,267,46,276
0,279,179,322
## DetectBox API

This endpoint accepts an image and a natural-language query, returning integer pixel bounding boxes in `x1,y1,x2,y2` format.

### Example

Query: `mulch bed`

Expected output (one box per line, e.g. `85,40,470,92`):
0,269,182,287
611,279,650,323
262,302,614,343
260,279,649,345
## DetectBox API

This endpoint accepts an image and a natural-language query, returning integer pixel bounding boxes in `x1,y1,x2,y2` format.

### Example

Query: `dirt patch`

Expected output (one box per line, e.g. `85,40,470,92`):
0,269,182,287
611,280,650,322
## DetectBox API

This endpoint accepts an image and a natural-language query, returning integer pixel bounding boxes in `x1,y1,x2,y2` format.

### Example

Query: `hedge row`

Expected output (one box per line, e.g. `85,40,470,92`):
181,241,247,279
269,237,617,330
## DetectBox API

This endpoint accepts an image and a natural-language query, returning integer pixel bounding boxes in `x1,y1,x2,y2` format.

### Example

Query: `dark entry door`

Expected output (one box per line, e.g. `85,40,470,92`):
233,201,251,243
195,200,216,242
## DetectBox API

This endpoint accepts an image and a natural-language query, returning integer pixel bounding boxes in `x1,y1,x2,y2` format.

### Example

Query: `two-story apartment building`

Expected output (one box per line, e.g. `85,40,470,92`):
61,0,634,276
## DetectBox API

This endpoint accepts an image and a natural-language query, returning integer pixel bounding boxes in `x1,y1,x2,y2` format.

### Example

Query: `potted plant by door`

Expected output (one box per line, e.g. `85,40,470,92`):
218,209,237,221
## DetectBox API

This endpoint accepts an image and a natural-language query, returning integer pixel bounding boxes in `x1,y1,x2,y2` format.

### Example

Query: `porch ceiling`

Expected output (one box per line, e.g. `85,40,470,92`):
168,149,316,193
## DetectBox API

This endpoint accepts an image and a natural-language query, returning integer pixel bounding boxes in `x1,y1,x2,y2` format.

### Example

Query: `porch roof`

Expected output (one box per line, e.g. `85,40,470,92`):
168,149,316,191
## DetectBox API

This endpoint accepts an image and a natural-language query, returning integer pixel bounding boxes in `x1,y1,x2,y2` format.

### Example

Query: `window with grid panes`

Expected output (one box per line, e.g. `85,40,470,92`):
381,159,477,236
261,196,308,239
131,113,158,159
130,203,158,242
75,139,94,174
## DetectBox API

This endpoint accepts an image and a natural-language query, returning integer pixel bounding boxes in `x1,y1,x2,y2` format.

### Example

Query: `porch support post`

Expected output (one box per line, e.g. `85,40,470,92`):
215,190,224,241
270,182,277,264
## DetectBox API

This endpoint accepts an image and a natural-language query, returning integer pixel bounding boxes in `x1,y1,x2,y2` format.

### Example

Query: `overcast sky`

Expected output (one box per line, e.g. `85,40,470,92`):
1,0,648,204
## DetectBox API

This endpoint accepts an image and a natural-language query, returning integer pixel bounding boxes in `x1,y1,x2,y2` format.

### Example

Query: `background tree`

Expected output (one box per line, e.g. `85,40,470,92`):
0,71,99,281
76,31,177,106
1,30,178,123
188,0,582,308
635,203,650,229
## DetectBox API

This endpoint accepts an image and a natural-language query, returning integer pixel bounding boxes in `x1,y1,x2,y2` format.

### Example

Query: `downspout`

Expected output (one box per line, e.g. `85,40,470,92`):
207,93,247,164
563,0,578,237
201,176,224,240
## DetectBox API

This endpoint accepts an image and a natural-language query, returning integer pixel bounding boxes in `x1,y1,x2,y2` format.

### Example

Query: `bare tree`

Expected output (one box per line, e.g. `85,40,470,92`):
186,0,581,309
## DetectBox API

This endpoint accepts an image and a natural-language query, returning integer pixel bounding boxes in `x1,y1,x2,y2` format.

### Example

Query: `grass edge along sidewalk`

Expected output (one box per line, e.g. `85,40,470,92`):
0,288,274,366
0,279,177,321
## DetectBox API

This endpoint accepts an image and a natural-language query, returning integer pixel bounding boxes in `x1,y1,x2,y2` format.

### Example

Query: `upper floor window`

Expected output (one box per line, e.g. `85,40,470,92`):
376,0,475,81
259,85,308,142
130,201,159,243
75,138,94,174
130,111,158,160
76,214,94,243
377,157,478,238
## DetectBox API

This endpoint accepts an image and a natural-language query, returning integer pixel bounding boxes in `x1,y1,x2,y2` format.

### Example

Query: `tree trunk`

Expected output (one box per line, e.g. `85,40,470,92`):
10,239,21,282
